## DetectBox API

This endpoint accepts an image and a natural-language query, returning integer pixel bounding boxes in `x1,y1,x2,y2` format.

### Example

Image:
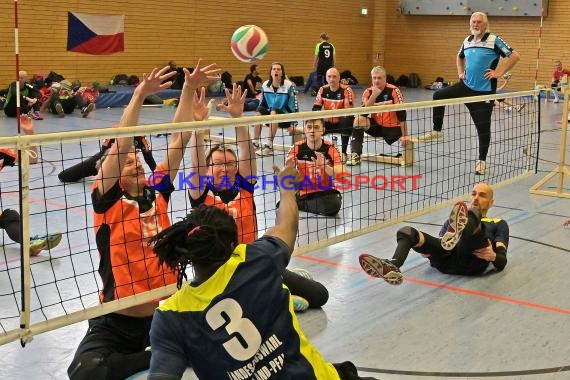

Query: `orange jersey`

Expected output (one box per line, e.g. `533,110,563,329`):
190,174,257,244
92,163,176,302
0,148,17,172
313,84,355,124
287,140,341,197
362,84,406,127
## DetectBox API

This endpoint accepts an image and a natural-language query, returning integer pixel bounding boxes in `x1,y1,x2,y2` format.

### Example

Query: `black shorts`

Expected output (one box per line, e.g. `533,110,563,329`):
366,118,402,145
257,106,293,128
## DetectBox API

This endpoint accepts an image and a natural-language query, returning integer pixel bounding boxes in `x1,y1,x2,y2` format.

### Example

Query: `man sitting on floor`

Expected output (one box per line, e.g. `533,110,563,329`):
359,182,508,284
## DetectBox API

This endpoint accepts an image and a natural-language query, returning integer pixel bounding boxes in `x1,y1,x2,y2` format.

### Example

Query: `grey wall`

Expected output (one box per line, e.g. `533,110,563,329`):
400,0,548,16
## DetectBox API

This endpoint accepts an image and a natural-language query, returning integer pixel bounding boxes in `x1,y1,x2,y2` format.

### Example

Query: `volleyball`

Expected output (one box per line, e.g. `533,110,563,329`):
230,25,269,63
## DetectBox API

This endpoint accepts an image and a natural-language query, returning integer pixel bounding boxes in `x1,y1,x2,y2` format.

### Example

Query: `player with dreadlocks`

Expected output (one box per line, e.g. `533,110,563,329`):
147,166,378,380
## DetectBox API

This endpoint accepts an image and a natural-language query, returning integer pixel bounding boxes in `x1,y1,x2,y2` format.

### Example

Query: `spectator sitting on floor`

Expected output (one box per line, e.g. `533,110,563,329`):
43,80,95,118
3,71,42,120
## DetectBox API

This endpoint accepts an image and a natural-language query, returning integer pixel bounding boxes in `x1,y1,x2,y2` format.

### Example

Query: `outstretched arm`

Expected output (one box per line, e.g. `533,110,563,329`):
225,84,256,179
96,67,175,195
264,165,300,253
162,60,220,180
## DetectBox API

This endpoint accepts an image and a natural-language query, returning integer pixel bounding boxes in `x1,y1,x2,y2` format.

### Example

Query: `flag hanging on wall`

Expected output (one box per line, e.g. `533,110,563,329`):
67,12,125,55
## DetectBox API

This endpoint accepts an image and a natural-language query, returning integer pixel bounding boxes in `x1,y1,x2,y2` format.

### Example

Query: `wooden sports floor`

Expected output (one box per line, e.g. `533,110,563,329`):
0,88,569,379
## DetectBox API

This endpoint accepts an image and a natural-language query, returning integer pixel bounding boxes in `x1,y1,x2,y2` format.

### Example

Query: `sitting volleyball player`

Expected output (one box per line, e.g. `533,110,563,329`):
346,65,410,166
286,118,344,216
359,182,508,284
188,84,329,312
0,114,62,256
147,167,378,380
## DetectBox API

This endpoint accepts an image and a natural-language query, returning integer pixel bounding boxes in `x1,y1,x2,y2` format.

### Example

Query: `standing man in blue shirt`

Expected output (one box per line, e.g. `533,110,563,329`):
416,12,520,175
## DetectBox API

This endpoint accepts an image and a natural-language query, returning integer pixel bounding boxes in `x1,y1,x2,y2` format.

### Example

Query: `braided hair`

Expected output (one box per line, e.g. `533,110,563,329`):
149,204,238,288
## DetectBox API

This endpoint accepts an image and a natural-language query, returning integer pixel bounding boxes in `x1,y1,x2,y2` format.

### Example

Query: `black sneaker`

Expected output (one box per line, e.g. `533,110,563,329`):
359,254,403,285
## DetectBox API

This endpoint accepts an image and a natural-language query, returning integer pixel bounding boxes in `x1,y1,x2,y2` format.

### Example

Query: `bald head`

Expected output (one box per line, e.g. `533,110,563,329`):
19,71,28,81
325,67,340,89
470,182,494,216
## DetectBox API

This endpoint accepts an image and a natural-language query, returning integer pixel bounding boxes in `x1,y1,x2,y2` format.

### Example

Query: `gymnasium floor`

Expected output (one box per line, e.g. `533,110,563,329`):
0,88,569,379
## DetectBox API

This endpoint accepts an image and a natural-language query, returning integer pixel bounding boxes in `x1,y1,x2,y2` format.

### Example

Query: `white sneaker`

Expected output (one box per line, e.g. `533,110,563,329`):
554,97,560,103
345,152,361,166
341,153,347,163
252,141,260,150
416,130,444,142
515,104,525,112
475,160,486,175
255,144,273,156
503,105,512,112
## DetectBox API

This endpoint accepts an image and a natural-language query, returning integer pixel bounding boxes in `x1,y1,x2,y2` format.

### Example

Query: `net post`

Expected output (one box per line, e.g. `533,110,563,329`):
529,76,570,198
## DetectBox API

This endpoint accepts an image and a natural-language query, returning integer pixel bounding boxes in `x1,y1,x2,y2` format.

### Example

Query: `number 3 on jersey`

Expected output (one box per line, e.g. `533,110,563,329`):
206,298,262,361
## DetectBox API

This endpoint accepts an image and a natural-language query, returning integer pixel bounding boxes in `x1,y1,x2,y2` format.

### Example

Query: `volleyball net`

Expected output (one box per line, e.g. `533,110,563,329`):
0,89,540,346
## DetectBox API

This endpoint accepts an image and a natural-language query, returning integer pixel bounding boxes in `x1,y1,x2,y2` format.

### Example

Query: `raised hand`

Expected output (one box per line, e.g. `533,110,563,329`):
184,59,221,89
137,66,177,96
192,87,213,121
225,83,247,118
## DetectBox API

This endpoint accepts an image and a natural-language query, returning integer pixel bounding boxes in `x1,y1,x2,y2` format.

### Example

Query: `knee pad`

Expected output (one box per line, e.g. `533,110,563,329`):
68,352,108,380
0,208,20,228
396,226,419,246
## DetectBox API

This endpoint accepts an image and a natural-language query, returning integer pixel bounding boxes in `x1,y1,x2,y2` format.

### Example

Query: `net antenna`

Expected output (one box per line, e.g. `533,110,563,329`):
11,0,34,347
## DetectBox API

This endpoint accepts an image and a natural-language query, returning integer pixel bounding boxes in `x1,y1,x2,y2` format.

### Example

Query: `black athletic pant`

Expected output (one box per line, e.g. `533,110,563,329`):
296,189,342,216
282,268,329,308
325,117,354,154
0,208,21,243
412,229,490,275
433,81,494,161
68,313,153,380
334,361,379,380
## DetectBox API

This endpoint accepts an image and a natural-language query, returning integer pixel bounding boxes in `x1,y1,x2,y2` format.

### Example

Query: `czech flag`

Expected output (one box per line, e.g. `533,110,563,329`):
67,12,125,55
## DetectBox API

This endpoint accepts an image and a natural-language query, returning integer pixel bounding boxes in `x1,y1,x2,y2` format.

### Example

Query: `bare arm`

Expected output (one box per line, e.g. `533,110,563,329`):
163,60,220,180
96,67,175,195
264,165,300,252
485,51,521,80
225,84,256,179
457,55,466,80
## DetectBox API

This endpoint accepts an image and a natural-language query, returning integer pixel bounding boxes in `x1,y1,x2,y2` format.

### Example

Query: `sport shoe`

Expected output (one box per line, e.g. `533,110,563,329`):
345,152,360,166
416,130,444,142
290,267,313,280
55,103,64,117
358,254,403,285
255,144,273,156
29,232,63,256
515,104,525,112
475,160,486,175
252,141,260,150
554,97,560,103
440,201,468,251
503,105,512,112
341,153,347,163
291,295,309,312
28,110,43,120
81,103,95,118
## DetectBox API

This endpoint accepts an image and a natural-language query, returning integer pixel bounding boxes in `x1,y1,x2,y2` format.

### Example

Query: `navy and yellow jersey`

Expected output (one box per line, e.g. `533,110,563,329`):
458,33,514,92
287,140,341,197
312,84,355,124
361,84,406,127
189,174,258,244
314,42,335,74
439,217,509,249
259,79,298,114
149,236,341,380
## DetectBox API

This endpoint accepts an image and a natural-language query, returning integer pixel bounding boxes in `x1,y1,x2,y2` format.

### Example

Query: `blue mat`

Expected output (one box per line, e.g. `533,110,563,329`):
95,86,223,108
